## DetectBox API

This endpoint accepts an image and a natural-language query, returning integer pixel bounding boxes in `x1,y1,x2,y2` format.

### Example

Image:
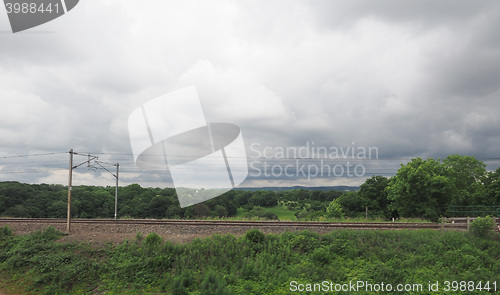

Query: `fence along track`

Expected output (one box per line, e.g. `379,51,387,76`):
0,218,467,230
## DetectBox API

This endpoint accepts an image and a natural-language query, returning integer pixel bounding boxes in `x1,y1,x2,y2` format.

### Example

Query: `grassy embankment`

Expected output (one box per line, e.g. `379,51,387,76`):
0,225,499,294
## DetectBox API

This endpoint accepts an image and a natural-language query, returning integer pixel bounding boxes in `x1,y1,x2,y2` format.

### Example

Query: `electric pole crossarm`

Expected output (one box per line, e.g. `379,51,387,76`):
72,156,98,169
94,161,117,178
66,151,104,233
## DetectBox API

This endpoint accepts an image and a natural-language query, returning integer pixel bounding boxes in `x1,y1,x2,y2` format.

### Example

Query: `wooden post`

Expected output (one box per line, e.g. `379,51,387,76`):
441,217,444,231
467,217,470,231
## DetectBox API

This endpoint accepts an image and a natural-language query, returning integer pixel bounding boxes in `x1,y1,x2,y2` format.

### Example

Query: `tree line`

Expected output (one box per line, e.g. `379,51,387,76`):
0,155,499,221
321,155,500,221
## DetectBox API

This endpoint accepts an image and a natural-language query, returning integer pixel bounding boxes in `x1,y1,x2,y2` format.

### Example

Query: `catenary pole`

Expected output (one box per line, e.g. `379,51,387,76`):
67,149,74,232
66,150,98,233
115,163,119,219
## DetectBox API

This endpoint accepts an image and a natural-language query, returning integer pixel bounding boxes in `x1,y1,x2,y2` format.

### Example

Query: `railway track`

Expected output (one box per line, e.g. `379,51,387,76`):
0,218,467,230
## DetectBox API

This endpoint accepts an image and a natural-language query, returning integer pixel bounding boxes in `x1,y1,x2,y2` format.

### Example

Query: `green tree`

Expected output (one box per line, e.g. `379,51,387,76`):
92,189,114,218
480,167,500,206
119,183,144,204
0,182,33,210
234,191,252,206
326,199,344,218
47,200,67,218
443,154,486,205
261,191,278,207
470,216,497,239
165,205,184,219
336,191,369,218
387,158,452,221
118,205,133,217
359,175,393,218
213,205,228,218
193,203,211,217
147,195,172,219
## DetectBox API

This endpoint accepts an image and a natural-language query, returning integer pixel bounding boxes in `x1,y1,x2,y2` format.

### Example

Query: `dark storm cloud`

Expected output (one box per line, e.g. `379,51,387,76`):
424,25,500,98
1,0,499,187
284,0,500,166
307,0,498,28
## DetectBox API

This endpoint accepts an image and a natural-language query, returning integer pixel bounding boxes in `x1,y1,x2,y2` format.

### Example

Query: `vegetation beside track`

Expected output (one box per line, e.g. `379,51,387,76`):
0,226,499,294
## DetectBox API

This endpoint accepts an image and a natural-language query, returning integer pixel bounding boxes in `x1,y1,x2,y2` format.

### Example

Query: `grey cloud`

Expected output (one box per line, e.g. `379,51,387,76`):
306,0,498,29
1,0,499,187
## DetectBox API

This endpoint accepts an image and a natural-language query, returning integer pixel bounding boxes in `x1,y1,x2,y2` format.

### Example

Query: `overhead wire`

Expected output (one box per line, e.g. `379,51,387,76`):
0,152,67,159
0,151,498,178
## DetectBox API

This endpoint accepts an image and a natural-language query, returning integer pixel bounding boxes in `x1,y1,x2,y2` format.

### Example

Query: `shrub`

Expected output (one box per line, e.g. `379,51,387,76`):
326,199,344,218
0,225,12,238
470,216,496,238
245,229,265,244
290,234,320,253
171,270,196,295
144,233,163,255
144,232,163,247
244,207,278,220
200,270,230,295
295,210,309,220
311,247,331,265
214,205,228,218
261,212,278,220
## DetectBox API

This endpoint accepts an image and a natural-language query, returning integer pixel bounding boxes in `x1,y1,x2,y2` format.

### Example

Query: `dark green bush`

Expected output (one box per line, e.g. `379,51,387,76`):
244,207,278,220
311,247,330,265
245,229,265,244
200,270,231,295
144,233,162,248
470,216,496,238
0,225,12,238
171,270,196,295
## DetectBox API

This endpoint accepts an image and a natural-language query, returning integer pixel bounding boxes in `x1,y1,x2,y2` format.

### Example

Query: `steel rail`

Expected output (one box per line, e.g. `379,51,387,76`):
0,218,467,230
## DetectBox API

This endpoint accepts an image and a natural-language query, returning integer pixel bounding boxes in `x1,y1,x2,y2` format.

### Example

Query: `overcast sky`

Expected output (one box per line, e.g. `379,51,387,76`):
1,0,499,188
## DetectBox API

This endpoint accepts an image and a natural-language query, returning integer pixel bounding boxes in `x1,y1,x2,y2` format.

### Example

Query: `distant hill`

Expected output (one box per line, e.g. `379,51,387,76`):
234,186,360,192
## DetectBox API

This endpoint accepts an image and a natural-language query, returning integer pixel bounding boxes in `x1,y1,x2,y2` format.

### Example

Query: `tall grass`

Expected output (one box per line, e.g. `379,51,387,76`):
0,226,498,294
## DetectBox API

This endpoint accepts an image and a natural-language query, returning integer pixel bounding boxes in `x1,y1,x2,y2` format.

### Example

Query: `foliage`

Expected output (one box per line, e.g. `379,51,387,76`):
387,155,497,221
481,167,500,206
0,226,101,294
245,229,265,244
1,155,499,223
0,225,12,238
336,191,368,218
326,199,344,218
244,206,279,220
443,155,487,205
359,175,394,218
470,216,497,239
1,226,500,294
388,158,453,221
